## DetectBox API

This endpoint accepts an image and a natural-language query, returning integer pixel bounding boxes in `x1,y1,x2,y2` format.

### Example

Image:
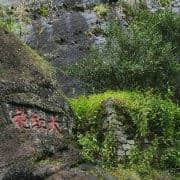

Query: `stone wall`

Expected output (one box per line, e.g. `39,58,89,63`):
102,99,135,161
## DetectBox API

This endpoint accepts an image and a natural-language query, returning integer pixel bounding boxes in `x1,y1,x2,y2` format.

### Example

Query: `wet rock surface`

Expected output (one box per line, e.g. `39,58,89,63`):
172,0,180,13
146,0,180,12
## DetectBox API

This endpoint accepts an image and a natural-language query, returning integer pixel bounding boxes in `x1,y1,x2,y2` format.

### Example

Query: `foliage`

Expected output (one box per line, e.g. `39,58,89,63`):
0,6,16,31
0,5,23,33
159,0,172,7
101,130,117,166
37,5,49,17
68,10,180,99
94,4,109,17
128,139,159,176
70,91,180,174
78,133,99,163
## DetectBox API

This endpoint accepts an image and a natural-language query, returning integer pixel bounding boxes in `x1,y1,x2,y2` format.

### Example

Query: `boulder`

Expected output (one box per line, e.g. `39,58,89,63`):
0,27,77,179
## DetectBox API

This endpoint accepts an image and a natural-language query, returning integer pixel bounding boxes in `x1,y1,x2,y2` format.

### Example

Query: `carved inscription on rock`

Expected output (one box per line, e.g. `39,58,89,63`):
11,108,62,133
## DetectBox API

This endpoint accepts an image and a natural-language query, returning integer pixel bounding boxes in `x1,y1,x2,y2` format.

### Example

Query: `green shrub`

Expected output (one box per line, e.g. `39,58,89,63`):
78,133,99,163
68,10,180,98
94,4,109,17
70,91,180,173
101,130,117,166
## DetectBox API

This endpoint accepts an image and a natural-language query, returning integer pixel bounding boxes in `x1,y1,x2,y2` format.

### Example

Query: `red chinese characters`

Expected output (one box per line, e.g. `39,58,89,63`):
48,115,61,133
11,108,62,133
31,113,39,128
39,117,46,129
12,109,28,128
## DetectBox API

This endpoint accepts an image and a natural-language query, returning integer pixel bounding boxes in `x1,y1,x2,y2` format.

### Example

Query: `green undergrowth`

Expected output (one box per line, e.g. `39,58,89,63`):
0,5,17,32
68,9,180,100
94,4,109,17
70,91,180,177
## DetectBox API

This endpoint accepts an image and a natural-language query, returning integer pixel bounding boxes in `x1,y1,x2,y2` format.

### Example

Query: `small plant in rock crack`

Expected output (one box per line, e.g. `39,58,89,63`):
94,4,109,17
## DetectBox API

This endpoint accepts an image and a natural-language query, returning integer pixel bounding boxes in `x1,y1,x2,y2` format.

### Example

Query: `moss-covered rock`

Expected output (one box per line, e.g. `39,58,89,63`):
0,27,71,115
0,27,77,179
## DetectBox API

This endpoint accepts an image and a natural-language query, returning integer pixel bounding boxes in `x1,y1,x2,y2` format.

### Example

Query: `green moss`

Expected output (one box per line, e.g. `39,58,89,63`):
0,27,55,83
25,46,56,83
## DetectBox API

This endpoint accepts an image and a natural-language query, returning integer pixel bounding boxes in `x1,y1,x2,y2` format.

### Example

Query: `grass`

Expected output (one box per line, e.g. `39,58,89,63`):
0,5,24,33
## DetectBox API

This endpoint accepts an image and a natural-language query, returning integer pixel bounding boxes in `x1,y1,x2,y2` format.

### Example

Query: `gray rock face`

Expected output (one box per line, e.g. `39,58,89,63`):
146,0,161,12
172,0,180,13
10,0,107,97
0,125,79,179
0,0,129,97
146,0,180,13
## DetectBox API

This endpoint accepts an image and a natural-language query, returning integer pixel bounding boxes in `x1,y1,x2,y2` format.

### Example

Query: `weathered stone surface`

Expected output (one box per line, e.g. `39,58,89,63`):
122,144,131,151
0,27,78,179
117,149,125,156
0,125,80,179
0,26,74,131
101,99,135,161
46,172,99,180
0,0,110,97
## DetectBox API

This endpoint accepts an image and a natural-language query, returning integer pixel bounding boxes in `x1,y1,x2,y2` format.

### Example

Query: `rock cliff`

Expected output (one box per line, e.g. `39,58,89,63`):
0,27,77,179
